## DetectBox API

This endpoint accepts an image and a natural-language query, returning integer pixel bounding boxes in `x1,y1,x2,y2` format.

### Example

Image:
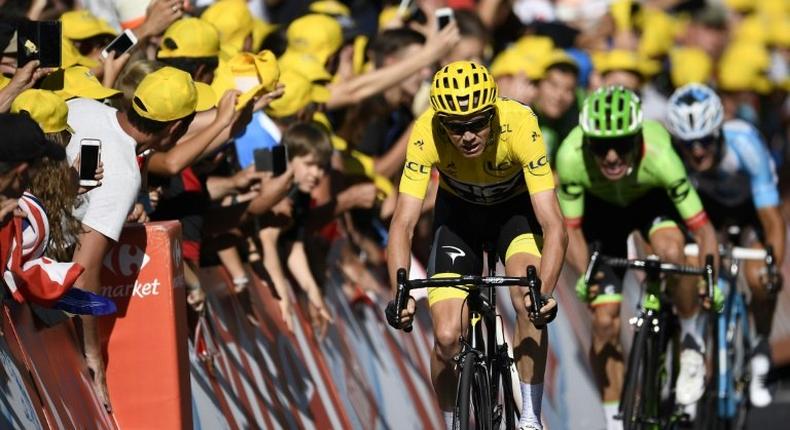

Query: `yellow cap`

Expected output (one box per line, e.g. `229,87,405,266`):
11,89,71,133
637,8,676,58
769,18,790,47
157,18,220,59
513,35,554,58
669,48,713,87
285,14,343,66
597,49,641,74
201,0,254,53
718,44,772,94
265,69,330,118
132,67,216,122
211,50,280,110
610,0,633,31
490,48,543,80
61,10,118,40
251,19,278,51
41,66,121,101
378,6,402,30
278,51,333,82
309,0,351,17
541,49,578,73
733,15,768,46
62,36,98,68
725,0,755,13
313,111,347,150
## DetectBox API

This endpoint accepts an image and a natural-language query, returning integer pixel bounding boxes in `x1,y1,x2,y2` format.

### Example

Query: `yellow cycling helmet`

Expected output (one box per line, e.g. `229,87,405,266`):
430,61,498,116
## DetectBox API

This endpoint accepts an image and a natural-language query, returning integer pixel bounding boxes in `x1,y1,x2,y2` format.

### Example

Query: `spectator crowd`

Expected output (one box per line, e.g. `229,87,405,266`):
0,0,788,416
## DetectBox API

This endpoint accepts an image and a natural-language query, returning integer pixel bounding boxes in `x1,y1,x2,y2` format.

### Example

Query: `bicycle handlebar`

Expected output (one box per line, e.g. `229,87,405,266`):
684,243,767,260
390,267,547,332
585,250,716,301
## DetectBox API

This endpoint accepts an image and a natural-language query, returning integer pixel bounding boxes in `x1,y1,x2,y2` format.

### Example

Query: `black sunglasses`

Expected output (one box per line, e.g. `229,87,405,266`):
439,109,495,135
586,135,639,158
677,134,719,149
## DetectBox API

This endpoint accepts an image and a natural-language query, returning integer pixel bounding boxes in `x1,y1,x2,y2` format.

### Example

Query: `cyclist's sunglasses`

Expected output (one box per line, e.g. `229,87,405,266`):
439,109,495,135
677,134,719,149
586,135,640,158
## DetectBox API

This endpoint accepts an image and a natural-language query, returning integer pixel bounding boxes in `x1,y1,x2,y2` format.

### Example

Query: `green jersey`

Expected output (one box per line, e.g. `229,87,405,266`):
555,120,708,230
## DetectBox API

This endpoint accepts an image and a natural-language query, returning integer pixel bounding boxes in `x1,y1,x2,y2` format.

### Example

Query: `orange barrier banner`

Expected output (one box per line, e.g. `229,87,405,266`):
98,221,190,430
1,301,112,429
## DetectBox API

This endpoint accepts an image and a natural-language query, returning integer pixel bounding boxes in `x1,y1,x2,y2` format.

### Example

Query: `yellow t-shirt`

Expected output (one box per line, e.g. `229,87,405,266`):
399,98,555,205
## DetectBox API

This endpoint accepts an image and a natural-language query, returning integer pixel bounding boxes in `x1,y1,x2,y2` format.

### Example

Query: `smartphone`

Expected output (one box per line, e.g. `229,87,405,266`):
17,20,62,67
435,7,454,30
79,139,101,187
101,29,137,59
254,146,288,177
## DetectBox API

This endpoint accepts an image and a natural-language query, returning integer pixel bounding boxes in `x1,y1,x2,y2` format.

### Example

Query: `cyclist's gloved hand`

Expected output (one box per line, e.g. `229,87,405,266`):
540,295,558,324
712,283,724,313
575,275,589,302
385,297,416,330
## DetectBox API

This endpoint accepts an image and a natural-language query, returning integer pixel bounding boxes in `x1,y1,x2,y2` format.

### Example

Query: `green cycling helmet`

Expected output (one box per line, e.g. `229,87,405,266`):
580,86,643,138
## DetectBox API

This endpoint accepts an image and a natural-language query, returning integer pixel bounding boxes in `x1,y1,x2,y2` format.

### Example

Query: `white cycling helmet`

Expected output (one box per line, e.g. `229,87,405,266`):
666,83,724,141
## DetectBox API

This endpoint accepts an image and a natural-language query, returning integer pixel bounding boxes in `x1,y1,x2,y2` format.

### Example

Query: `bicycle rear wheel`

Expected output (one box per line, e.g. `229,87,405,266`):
456,352,493,430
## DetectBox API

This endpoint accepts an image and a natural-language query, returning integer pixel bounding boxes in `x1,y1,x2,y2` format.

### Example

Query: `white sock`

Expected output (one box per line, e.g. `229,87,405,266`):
443,410,454,430
518,382,543,429
679,313,704,351
603,402,622,430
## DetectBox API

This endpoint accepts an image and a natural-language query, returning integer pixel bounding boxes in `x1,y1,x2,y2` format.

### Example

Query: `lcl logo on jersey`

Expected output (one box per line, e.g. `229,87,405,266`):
527,155,549,176
103,244,151,277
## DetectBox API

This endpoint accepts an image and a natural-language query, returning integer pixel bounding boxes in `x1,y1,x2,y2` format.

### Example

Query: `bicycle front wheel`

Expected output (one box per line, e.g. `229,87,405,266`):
456,352,493,430
622,318,650,430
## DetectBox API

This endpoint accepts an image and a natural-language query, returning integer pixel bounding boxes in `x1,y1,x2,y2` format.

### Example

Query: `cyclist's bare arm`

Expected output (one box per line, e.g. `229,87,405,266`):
565,225,590,275
387,193,425,292
689,219,719,272
758,206,785,263
530,189,568,295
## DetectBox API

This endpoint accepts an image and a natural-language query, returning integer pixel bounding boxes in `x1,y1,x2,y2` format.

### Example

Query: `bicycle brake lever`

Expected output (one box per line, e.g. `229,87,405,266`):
527,265,545,329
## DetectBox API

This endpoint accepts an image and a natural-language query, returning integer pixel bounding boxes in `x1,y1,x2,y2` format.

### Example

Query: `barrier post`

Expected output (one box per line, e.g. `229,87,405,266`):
98,221,190,430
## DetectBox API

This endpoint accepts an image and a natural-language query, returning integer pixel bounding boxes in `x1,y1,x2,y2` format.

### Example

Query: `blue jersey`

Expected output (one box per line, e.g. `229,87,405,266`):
690,120,779,210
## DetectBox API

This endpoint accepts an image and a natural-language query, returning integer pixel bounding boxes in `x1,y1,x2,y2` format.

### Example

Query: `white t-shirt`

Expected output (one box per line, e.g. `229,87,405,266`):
66,98,140,242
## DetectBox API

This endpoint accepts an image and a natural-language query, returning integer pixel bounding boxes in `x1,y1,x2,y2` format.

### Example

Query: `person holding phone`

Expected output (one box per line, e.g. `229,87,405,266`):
63,67,214,412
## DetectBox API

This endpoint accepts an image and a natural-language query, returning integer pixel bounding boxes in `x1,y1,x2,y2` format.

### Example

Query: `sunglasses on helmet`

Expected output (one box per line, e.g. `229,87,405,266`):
586,135,640,158
439,109,495,135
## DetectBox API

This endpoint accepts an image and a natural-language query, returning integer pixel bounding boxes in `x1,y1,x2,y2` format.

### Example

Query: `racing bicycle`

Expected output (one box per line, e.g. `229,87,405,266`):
585,251,715,430
387,246,555,430
686,227,779,429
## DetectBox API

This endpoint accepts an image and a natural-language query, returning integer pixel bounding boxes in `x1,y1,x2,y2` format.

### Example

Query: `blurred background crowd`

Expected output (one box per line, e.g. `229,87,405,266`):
0,0,787,416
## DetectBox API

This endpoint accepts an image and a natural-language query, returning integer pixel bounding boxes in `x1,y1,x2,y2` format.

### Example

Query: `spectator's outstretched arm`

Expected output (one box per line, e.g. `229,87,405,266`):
0,61,50,113
286,240,333,338
325,22,460,110
303,181,378,231
374,123,412,179
132,0,183,41
148,91,241,176
259,218,295,332
245,169,294,215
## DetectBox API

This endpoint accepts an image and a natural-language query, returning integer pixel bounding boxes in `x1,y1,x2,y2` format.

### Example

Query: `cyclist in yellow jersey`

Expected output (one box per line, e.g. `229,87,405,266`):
387,61,567,430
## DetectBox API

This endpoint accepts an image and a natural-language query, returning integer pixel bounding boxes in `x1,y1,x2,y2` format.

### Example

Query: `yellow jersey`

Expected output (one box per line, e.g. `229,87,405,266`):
399,98,555,205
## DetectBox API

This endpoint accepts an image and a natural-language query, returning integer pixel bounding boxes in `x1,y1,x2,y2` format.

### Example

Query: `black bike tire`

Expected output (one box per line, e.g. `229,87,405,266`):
456,353,493,430
622,320,650,430
494,362,519,430
730,302,750,430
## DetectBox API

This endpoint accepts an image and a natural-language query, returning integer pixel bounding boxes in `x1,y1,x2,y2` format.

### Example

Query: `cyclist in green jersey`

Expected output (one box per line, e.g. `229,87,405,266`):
555,86,722,428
